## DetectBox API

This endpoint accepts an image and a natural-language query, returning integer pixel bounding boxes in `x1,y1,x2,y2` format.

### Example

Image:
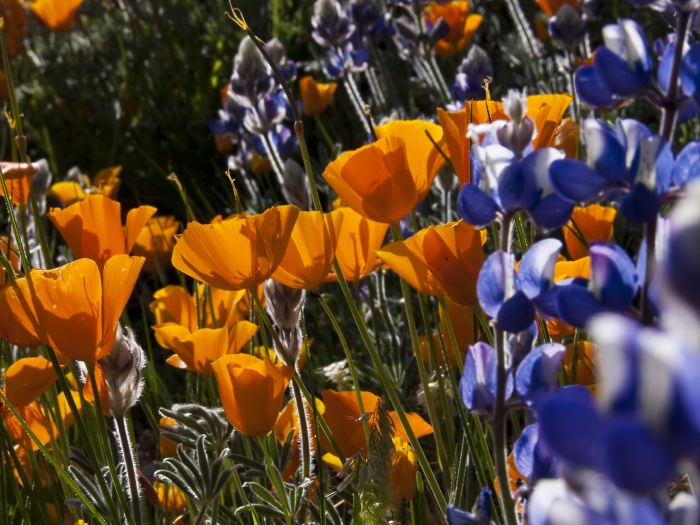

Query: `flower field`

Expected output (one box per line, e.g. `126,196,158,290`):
1,0,700,523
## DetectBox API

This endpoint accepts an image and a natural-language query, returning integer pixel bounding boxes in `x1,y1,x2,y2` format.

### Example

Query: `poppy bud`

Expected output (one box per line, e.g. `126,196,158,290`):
101,326,146,417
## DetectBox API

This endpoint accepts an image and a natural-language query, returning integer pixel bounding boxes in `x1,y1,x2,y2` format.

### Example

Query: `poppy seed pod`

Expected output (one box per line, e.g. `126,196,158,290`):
100,326,146,417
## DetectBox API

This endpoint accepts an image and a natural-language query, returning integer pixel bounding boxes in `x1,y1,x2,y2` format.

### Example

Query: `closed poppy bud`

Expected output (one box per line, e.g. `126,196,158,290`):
564,204,617,260
27,0,84,33
389,437,418,503
299,76,337,117
132,216,181,274
7,255,144,362
211,353,292,437
0,162,37,206
272,210,339,290
47,195,156,269
100,326,146,416
326,207,389,282
4,357,57,407
423,1,483,57
171,205,300,291
377,220,484,306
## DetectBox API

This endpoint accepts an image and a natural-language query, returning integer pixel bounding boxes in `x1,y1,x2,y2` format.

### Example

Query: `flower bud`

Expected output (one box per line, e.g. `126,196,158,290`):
453,45,493,102
265,280,306,365
548,4,586,50
230,36,275,109
281,159,312,210
100,326,146,417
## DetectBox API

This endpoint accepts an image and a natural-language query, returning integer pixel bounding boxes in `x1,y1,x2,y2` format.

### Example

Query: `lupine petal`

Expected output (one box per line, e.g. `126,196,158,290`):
604,418,674,494
529,193,575,231
589,242,638,312
671,140,700,186
477,251,515,318
620,183,659,224
515,343,566,405
681,44,700,105
575,65,617,108
549,159,608,202
584,119,627,183
594,47,649,97
519,239,563,300
537,386,605,468
457,184,498,227
498,161,537,213
497,290,535,333
556,284,606,328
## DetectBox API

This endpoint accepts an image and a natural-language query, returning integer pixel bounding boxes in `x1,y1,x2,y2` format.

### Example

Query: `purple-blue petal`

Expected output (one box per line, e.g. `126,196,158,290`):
681,44,700,105
477,251,515,318
574,64,617,108
556,284,606,328
457,184,499,227
603,418,675,494
595,46,650,97
620,184,659,224
549,159,608,203
537,386,605,469
519,239,563,300
529,194,575,231
589,242,639,311
498,161,538,213
672,140,700,186
515,343,566,405
497,291,536,333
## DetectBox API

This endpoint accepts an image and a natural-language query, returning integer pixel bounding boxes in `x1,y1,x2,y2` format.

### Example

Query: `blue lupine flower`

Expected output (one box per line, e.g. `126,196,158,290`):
265,38,297,83
229,36,276,109
549,118,679,223
555,242,639,328
324,43,369,78
349,0,395,43
242,93,288,135
681,44,700,106
446,489,493,525
452,45,493,103
535,314,700,495
514,344,566,406
513,424,554,484
548,4,586,51
251,123,298,160
312,0,355,49
626,0,700,11
460,341,512,413
528,476,666,525
477,239,564,333
574,19,652,108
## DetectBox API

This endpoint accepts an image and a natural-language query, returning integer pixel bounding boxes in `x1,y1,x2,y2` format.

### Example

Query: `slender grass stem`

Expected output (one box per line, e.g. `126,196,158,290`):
115,414,143,525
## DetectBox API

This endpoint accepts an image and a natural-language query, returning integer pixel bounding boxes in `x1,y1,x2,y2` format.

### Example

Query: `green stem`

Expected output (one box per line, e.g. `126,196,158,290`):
114,414,143,525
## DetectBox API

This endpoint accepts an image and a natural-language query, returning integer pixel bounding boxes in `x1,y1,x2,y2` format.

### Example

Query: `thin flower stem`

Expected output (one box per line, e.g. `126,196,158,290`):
114,414,143,525
493,215,517,525
390,223,451,478
344,76,373,137
317,295,371,444
248,289,312,482
642,11,691,325
261,130,286,187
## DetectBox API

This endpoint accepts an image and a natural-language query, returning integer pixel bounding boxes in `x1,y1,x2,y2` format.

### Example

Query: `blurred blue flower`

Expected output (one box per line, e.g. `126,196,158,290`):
452,45,493,103
548,118,690,223
446,489,493,525
575,19,652,107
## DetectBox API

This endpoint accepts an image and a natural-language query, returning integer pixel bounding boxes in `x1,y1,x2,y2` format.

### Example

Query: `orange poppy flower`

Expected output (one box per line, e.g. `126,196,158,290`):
419,298,476,367
26,0,84,33
47,194,156,269
552,118,579,158
82,363,110,415
171,205,300,291
323,121,444,224
153,321,258,374
389,437,418,503
535,0,580,16
3,400,57,451
377,220,484,306
4,357,57,407
423,1,483,57
154,481,187,515
319,390,433,460
528,94,574,150
132,216,181,274
0,278,43,349
0,162,37,206
272,210,339,289
1,255,144,362
564,204,617,260
326,207,389,282
299,76,337,117
150,286,199,333
1,0,26,57
0,235,20,284
211,353,292,437
563,340,596,386
159,417,178,457
48,166,122,206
